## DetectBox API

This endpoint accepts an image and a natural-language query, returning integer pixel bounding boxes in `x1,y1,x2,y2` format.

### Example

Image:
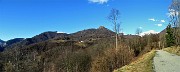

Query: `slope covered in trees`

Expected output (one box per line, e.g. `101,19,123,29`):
0,26,169,72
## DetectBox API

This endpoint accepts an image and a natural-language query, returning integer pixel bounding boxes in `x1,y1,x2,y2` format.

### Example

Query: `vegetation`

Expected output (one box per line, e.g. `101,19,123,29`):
108,8,121,50
163,46,180,56
0,26,161,72
90,43,134,72
114,50,156,72
169,0,180,46
166,24,175,47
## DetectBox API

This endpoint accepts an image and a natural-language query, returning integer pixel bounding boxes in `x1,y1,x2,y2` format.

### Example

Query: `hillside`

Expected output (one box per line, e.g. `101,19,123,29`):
114,47,180,72
4,26,114,50
0,26,171,72
5,38,24,46
4,31,69,51
69,26,115,41
114,50,156,72
0,37,116,72
0,39,5,51
0,26,118,72
0,39,5,44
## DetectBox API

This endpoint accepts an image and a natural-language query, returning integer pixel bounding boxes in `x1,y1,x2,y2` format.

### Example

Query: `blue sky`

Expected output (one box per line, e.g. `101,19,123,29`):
0,0,171,41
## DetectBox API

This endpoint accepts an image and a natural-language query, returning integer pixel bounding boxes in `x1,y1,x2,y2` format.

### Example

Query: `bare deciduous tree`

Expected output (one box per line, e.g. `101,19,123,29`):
135,27,142,52
169,0,180,45
136,27,142,36
108,8,121,51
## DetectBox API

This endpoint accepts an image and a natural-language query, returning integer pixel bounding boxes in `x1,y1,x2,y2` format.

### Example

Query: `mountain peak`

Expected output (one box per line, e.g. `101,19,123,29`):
98,26,106,29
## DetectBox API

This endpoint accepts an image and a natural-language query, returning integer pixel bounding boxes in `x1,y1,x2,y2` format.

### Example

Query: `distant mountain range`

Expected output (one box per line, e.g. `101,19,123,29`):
6,38,24,46
1,26,167,52
0,39,5,45
0,39,5,51
0,38,25,51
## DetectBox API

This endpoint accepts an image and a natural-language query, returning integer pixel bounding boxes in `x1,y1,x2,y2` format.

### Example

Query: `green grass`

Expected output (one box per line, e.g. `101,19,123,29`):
114,50,156,72
163,46,180,56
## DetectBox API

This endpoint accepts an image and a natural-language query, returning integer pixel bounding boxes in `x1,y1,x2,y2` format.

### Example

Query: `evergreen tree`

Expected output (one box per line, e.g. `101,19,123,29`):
166,24,175,47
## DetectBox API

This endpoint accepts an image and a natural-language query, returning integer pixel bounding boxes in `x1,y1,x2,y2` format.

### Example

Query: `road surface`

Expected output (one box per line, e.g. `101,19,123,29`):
153,50,180,72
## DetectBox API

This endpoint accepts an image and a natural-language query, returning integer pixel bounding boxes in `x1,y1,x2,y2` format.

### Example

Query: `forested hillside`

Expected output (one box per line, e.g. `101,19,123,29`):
0,26,168,72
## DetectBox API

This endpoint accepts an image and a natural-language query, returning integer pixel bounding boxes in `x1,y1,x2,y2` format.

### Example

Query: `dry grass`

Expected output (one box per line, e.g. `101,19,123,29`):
114,50,156,72
163,46,180,56
75,42,86,47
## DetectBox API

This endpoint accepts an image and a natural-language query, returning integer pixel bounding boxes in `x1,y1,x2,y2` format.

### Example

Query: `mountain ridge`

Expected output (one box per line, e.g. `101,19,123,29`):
1,26,167,52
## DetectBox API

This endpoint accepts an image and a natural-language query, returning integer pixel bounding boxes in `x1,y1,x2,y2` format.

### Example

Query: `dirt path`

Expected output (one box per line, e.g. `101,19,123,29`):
153,50,180,72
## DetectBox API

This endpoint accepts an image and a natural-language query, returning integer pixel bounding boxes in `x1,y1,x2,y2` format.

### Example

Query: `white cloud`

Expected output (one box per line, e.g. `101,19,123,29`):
160,20,165,23
140,30,159,36
157,24,162,27
148,18,166,24
155,24,162,27
148,18,156,21
89,0,109,4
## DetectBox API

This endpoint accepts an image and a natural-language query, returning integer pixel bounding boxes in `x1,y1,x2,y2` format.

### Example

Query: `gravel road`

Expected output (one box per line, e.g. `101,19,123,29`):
153,50,180,72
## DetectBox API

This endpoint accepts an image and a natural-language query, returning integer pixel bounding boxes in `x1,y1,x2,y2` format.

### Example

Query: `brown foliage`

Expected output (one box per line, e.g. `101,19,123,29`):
90,43,134,72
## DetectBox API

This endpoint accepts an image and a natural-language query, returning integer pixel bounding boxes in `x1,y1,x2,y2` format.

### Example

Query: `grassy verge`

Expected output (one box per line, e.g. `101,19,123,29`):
163,46,180,56
114,50,156,72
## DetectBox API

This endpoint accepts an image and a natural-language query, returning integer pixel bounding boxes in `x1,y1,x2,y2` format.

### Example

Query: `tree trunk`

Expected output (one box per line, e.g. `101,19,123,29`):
116,34,118,51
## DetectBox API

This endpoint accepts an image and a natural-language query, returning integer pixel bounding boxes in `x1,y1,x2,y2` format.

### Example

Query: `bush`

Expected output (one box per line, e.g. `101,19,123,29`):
90,43,134,72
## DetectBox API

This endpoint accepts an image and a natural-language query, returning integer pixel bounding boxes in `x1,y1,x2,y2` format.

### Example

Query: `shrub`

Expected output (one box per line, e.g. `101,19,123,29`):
90,43,134,72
